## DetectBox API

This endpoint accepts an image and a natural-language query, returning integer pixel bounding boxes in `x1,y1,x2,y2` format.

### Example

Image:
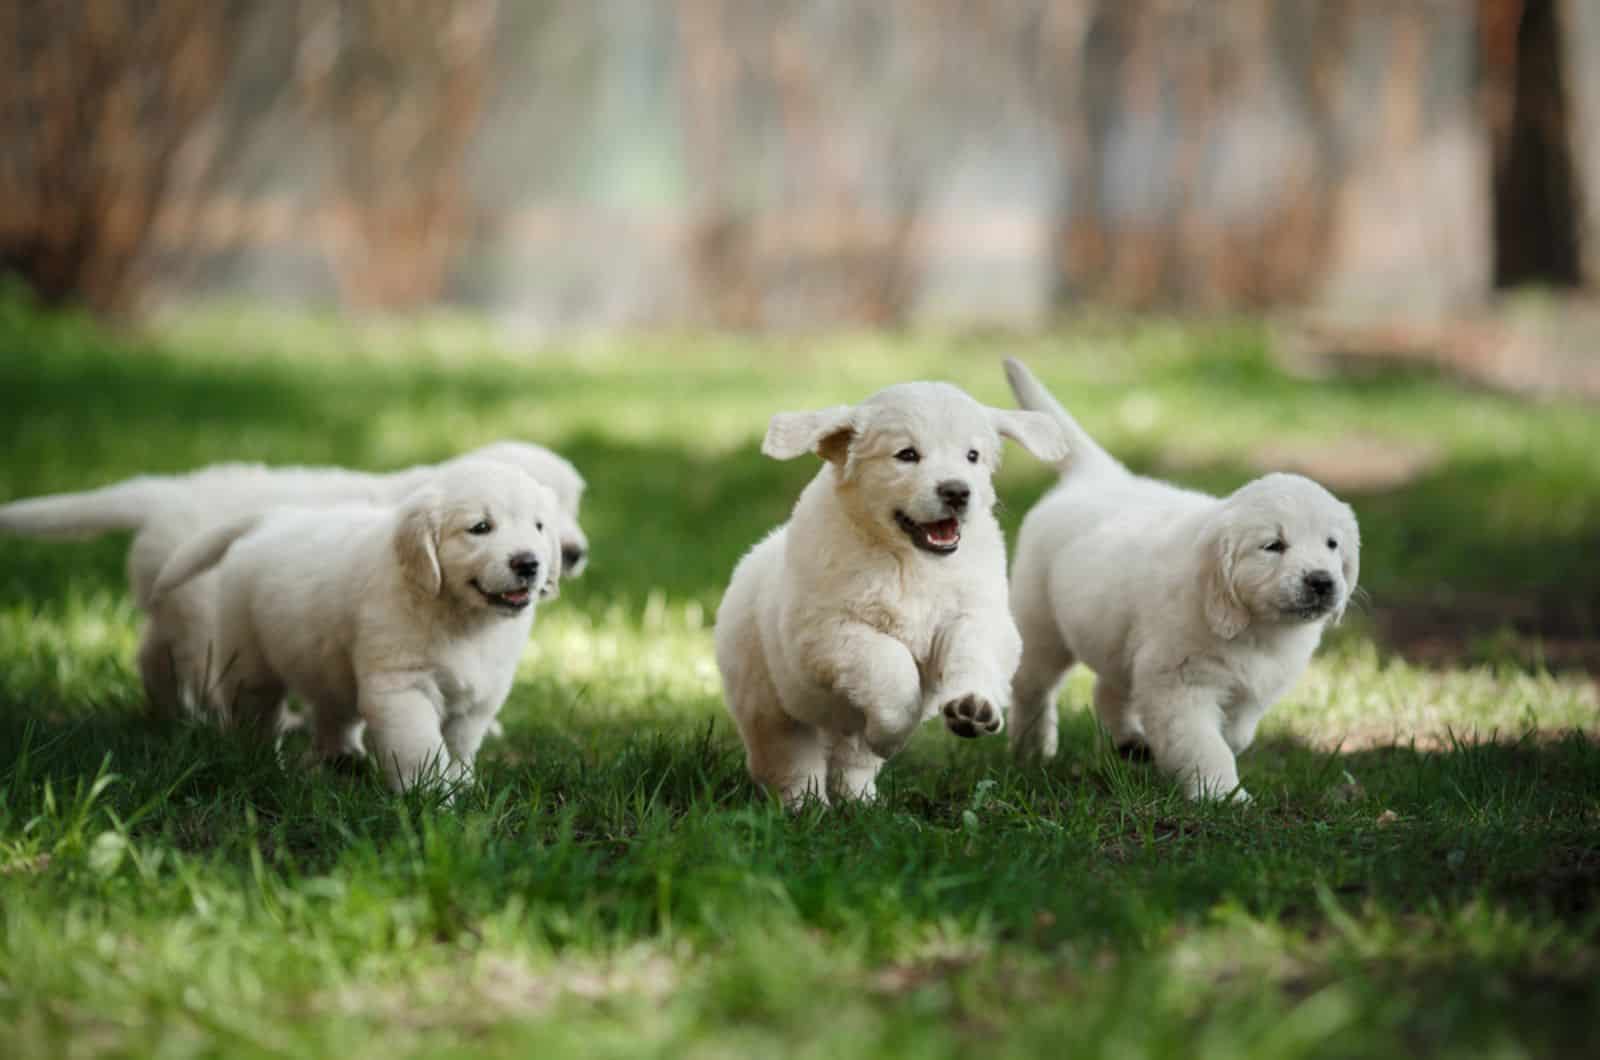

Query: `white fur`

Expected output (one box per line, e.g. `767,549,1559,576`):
0,441,586,711
714,382,1068,807
1003,359,1361,800
152,460,563,791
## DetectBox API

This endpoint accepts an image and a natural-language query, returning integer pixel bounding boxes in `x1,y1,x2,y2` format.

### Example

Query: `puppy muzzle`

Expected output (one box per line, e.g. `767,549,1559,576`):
894,501,965,556
472,554,541,612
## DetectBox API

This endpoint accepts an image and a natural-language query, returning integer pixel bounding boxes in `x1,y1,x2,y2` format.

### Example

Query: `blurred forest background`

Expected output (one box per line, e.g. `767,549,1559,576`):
2,0,1598,359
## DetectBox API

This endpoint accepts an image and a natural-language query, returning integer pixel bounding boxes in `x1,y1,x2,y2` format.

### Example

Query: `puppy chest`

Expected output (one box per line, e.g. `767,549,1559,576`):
429,640,520,715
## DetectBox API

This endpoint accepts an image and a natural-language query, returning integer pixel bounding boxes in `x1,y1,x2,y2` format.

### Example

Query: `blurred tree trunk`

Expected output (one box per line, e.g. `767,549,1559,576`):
1560,0,1600,290
1482,0,1581,288
0,2,244,316
295,0,498,312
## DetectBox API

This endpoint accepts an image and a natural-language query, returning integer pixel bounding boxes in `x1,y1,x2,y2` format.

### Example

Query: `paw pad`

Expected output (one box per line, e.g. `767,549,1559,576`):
942,693,1001,738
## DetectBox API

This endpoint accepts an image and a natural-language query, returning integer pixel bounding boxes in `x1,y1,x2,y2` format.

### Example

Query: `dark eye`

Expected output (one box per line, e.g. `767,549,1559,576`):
536,521,545,532
894,448,920,463
1326,538,1338,550
1262,539,1287,554
468,520,493,535
967,449,980,464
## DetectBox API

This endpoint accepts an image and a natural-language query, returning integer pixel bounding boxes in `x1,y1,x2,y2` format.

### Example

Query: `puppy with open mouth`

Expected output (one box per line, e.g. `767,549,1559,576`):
715,381,1067,807
1003,359,1361,801
0,440,587,716
150,459,563,791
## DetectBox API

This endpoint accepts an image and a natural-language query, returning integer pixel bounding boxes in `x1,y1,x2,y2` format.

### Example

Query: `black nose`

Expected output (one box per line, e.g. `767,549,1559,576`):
509,552,541,580
562,545,587,571
936,480,971,512
1304,570,1335,597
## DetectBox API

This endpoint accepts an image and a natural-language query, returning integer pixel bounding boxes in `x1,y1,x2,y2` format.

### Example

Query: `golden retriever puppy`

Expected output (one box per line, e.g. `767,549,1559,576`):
0,441,586,711
1003,359,1360,800
715,382,1067,807
152,460,562,790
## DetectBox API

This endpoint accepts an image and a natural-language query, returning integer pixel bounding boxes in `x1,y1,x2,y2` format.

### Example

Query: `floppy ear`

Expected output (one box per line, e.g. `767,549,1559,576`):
1333,509,1361,624
762,405,857,465
539,518,563,601
1202,525,1250,640
991,408,1068,463
394,491,443,596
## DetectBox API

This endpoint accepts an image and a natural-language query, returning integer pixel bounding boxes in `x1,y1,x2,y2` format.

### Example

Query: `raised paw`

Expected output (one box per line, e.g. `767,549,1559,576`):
942,692,1002,739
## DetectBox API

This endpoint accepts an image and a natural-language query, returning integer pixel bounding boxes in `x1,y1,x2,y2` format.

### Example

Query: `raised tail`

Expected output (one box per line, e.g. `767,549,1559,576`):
151,514,264,599
0,477,170,540
1002,358,1120,478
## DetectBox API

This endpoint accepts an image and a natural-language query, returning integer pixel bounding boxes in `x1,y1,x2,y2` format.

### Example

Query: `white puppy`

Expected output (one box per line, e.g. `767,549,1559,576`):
1003,359,1360,800
714,382,1067,807
151,460,563,790
0,440,587,710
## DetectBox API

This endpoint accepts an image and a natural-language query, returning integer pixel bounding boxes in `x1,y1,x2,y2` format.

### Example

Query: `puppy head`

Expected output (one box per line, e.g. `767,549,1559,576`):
763,382,1066,557
1203,473,1361,639
457,441,590,578
394,459,564,615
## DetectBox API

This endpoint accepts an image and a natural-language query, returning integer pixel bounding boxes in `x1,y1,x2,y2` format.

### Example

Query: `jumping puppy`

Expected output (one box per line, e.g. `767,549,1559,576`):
0,440,586,711
152,460,563,790
715,382,1067,807
1003,359,1360,800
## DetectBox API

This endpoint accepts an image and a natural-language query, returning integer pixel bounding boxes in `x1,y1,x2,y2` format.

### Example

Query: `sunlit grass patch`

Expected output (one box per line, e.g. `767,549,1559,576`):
0,593,143,708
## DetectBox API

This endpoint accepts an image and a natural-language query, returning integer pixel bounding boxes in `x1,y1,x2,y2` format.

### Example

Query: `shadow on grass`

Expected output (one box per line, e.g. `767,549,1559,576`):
2,699,1596,934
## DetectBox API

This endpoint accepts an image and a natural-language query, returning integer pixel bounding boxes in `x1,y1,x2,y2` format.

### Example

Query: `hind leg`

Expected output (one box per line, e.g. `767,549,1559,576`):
307,708,366,763
1008,571,1073,760
136,627,186,717
211,648,286,740
722,645,828,807
741,708,828,808
205,601,286,740
142,581,229,717
1094,680,1144,756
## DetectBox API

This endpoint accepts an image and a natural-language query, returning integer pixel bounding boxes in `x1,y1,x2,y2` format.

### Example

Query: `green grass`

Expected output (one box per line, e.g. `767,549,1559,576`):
1,292,1597,1058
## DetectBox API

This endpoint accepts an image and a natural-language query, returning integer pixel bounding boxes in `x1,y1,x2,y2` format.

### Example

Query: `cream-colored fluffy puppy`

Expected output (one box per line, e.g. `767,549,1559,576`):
0,441,586,710
1003,359,1360,800
715,382,1067,807
151,460,563,790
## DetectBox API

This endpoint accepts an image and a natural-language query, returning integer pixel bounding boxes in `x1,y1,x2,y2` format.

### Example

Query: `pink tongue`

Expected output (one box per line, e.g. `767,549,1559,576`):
503,589,530,603
924,519,959,545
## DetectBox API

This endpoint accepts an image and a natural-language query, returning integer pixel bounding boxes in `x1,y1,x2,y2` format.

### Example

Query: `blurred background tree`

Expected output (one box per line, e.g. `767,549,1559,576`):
1,0,1595,334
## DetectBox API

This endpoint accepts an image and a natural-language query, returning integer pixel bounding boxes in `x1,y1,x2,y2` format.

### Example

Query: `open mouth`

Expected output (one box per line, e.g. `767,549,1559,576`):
472,580,532,612
894,512,961,555
1282,599,1335,622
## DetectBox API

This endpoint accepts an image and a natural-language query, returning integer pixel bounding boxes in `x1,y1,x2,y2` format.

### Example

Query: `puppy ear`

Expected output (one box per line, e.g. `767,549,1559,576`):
539,517,563,601
394,491,443,596
991,408,1068,463
762,405,857,465
1203,526,1250,640
1333,508,1361,624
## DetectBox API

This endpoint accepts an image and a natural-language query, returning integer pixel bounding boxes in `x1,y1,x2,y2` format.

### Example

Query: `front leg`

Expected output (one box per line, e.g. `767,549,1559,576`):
441,711,496,783
816,623,923,760
826,731,884,804
1139,679,1250,802
359,677,459,792
933,613,1020,739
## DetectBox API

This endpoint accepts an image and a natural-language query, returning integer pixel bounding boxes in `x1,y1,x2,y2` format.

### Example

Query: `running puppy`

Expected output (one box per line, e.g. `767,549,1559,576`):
152,460,563,790
715,382,1067,807
0,440,586,710
1003,359,1360,800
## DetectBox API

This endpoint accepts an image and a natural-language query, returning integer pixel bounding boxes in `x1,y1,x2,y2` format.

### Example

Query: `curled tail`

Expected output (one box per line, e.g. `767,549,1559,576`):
152,515,263,599
1002,358,1121,478
0,477,171,540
